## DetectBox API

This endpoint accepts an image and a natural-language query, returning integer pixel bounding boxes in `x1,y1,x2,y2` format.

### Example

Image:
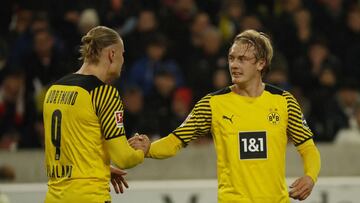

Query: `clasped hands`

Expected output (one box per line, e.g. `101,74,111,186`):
128,133,151,155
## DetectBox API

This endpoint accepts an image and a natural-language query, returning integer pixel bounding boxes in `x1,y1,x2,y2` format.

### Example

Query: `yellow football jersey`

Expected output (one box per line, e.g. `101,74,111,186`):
172,84,313,203
43,74,126,203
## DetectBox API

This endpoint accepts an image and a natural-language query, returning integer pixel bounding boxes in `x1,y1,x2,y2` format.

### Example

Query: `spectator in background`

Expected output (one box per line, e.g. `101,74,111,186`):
144,68,177,139
6,8,34,67
312,0,347,56
124,10,159,66
264,50,290,90
161,0,198,61
0,0,13,37
23,29,70,106
174,12,212,77
53,10,81,60
188,27,227,102
0,70,39,149
100,0,138,35
265,66,290,91
6,8,33,47
170,87,192,127
1,0,360,147
240,15,264,32
293,8,314,56
0,39,7,77
31,12,50,33
212,68,231,91
20,28,71,147
73,8,101,58
122,86,149,139
7,11,52,68
314,78,360,142
57,8,100,68
335,102,360,144
78,9,100,35
189,12,212,51
273,0,304,64
169,88,193,137
218,0,245,43
0,71,24,150
128,34,183,96
291,37,341,95
308,66,339,134
49,3,83,64
343,5,360,79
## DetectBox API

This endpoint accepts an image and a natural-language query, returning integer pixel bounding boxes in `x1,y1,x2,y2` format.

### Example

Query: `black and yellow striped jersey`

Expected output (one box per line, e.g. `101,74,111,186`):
171,84,313,203
43,73,137,203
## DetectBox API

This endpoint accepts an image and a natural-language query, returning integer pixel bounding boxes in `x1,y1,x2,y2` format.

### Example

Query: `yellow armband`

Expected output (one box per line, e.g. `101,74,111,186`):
147,133,183,159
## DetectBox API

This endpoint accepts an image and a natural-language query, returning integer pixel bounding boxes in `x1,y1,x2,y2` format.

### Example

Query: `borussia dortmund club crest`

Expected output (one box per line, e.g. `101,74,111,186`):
268,108,280,125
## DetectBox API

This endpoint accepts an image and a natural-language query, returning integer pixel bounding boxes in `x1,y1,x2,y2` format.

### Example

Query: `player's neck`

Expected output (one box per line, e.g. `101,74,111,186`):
232,80,264,98
77,62,108,82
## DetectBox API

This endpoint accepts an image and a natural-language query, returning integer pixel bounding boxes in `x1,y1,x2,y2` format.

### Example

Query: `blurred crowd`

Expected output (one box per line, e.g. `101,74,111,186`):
0,0,360,150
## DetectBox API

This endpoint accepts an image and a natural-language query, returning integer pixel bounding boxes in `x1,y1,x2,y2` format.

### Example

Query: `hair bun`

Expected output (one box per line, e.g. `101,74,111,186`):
78,26,120,64
82,35,93,44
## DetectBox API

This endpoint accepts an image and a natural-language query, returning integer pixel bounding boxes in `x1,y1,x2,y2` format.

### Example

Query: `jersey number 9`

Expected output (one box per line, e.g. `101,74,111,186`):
51,109,62,160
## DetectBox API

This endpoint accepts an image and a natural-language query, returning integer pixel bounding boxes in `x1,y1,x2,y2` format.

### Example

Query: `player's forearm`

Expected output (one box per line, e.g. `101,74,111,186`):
106,136,145,169
297,139,321,182
111,148,144,169
147,133,183,159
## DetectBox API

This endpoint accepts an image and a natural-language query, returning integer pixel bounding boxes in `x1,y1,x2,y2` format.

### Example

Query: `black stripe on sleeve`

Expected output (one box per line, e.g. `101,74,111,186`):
91,85,126,140
172,95,212,146
99,88,117,116
283,91,313,145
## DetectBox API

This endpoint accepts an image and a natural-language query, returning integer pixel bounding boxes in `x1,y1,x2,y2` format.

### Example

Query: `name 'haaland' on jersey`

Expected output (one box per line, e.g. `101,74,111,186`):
46,164,73,178
45,90,78,105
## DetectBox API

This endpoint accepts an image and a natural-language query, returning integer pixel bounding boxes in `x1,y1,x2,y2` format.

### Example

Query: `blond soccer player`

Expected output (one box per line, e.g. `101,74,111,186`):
130,30,321,203
43,26,150,203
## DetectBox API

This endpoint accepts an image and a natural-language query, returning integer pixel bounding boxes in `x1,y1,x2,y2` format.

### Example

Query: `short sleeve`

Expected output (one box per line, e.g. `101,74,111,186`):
90,85,126,140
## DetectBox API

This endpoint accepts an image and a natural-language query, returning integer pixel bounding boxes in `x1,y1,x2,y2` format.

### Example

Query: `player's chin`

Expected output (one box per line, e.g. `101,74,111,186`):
231,77,243,84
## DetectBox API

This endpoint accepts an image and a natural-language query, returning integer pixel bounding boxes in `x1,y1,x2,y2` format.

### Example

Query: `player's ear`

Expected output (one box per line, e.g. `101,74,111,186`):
257,59,266,72
108,49,115,64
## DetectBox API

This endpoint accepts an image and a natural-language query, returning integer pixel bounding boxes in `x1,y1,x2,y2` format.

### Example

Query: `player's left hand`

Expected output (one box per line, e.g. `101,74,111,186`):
110,165,129,194
289,175,314,201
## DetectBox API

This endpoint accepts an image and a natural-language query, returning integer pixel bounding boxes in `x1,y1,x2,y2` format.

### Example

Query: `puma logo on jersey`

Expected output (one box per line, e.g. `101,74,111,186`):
222,115,233,123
